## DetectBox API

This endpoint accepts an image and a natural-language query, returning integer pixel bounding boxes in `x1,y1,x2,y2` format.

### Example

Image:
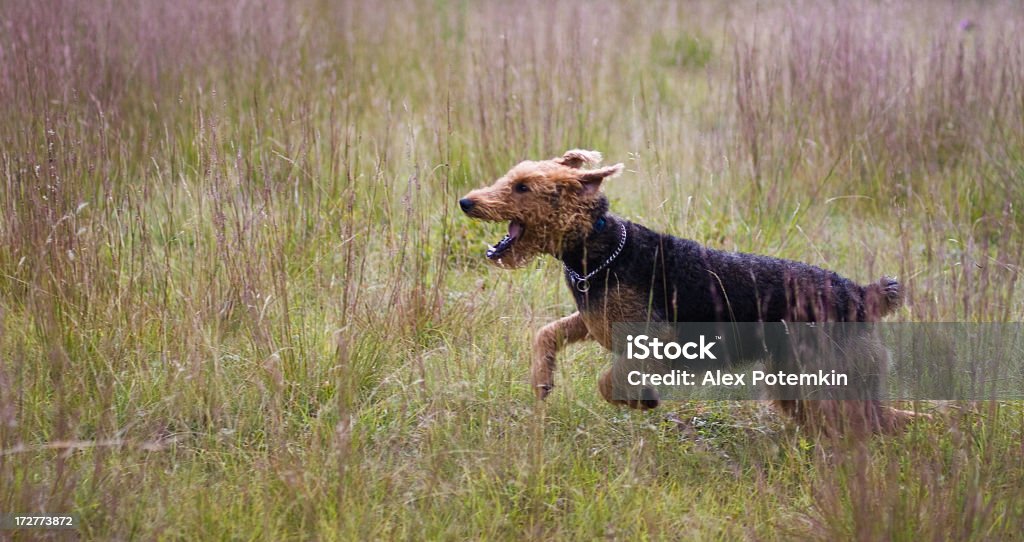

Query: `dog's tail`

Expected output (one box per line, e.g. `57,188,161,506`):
866,276,903,317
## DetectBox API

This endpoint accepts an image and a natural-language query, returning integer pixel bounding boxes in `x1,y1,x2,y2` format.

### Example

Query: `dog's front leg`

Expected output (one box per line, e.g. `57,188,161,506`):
532,311,590,399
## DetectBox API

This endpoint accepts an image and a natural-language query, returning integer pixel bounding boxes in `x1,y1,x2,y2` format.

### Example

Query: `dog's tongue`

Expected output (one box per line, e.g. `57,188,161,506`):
508,221,523,239
486,221,525,260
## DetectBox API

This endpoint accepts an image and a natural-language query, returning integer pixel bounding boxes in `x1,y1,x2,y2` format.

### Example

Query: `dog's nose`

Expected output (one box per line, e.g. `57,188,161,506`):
459,198,475,213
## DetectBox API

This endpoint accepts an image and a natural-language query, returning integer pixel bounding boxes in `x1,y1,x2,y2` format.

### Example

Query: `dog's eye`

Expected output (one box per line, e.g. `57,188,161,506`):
515,183,530,193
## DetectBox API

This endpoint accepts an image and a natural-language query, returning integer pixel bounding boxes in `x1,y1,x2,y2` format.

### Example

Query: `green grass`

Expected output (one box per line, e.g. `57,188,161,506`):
2,0,1024,539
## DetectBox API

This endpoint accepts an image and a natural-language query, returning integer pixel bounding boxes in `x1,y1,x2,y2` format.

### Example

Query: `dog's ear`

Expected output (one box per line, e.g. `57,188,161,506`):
579,163,624,194
556,149,603,168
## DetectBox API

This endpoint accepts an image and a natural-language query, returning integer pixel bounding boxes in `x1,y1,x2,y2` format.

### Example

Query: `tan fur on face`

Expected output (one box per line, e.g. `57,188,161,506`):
461,149,624,268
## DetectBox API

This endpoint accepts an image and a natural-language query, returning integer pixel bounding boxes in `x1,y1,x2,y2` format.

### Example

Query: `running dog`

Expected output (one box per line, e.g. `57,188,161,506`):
459,149,919,433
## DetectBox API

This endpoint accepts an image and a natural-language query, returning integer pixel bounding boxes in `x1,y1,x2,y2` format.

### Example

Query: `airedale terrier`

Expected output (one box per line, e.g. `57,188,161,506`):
460,149,920,433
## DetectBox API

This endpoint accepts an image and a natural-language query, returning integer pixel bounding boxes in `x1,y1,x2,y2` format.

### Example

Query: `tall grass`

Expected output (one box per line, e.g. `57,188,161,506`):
731,2,1024,213
1,0,1022,539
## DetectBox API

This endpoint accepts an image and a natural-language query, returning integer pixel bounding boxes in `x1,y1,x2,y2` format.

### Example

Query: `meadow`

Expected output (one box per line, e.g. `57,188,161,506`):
1,0,1023,539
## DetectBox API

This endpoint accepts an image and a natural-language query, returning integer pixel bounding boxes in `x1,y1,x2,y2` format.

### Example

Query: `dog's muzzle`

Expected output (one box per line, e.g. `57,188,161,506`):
458,197,525,262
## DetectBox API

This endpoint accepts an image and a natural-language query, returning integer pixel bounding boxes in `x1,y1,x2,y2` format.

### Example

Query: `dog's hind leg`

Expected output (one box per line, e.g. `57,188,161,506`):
598,360,660,410
774,400,931,435
532,312,590,399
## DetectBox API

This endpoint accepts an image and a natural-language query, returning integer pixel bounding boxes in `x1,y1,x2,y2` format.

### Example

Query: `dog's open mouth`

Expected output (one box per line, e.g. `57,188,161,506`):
486,221,524,260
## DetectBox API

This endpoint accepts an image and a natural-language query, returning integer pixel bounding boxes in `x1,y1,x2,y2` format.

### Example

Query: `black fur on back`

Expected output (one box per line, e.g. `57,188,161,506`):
560,214,895,323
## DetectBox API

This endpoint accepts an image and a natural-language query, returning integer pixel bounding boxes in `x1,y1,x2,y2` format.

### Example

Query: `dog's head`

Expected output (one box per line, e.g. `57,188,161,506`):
459,149,623,268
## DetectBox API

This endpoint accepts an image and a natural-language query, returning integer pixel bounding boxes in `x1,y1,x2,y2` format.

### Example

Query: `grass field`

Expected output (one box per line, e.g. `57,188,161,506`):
2,0,1024,539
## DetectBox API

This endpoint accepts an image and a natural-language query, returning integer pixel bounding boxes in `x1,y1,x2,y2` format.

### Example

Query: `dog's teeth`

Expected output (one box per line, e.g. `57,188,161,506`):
485,234,515,260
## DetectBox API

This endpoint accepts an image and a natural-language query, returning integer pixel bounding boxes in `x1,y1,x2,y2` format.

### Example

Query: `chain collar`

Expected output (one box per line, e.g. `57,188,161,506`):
563,222,627,293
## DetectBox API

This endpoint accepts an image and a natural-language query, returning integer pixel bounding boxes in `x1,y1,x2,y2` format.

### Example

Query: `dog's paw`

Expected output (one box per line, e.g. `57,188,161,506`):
878,406,931,434
623,399,660,410
640,387,661,409
531,363,555,400
626,388,660,410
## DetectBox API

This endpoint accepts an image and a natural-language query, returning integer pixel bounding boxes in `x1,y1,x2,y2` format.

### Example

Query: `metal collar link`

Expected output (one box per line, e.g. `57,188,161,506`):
563,223,627,293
